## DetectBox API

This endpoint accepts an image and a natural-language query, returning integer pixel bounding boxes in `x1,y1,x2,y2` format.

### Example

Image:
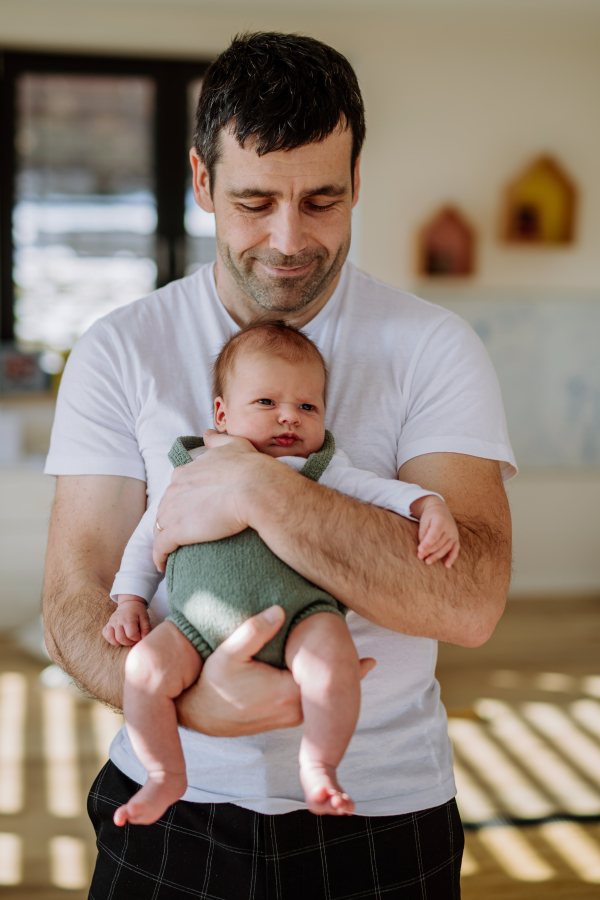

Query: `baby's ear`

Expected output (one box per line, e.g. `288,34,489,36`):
213,397,227,432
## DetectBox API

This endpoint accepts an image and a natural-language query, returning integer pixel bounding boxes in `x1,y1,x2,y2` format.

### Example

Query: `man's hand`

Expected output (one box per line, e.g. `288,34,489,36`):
177,604,376,737
153,429,262,571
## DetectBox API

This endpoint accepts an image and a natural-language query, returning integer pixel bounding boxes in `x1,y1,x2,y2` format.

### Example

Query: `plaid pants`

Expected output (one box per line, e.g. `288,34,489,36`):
88,762,463,899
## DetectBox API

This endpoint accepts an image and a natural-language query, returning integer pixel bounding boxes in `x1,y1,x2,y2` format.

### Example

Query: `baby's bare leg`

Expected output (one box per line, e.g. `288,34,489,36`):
114,622,202,827
285,612,361,816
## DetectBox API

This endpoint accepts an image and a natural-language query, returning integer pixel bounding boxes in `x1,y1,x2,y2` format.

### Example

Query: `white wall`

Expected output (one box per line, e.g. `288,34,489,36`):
1,0,599,604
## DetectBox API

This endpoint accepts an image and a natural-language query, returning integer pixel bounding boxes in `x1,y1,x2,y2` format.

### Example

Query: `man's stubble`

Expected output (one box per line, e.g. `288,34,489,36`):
216,234,351,314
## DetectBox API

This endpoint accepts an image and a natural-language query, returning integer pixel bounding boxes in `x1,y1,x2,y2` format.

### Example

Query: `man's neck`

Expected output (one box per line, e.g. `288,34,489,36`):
212,256,343,329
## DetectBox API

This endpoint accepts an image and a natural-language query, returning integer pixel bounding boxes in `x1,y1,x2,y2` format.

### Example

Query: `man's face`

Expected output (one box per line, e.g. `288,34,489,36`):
191,126,360,318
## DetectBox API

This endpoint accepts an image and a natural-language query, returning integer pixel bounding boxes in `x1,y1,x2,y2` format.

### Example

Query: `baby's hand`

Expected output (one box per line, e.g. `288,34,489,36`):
409,495,460,568
102,595,151,647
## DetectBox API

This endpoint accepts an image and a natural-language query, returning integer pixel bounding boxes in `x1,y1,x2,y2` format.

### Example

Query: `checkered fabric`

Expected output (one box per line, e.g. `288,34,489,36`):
88,762,463,899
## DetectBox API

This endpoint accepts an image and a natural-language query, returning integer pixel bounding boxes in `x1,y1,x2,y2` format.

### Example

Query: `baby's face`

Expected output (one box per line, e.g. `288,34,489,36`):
214,352,326,459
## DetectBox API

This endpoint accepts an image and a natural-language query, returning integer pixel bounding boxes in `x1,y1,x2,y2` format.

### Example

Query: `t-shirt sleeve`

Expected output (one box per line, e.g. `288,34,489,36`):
398,313,517,481
44,320,147,481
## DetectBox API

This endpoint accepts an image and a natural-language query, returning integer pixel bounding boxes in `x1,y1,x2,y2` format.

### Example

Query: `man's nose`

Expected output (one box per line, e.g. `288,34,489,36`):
269,205,307,258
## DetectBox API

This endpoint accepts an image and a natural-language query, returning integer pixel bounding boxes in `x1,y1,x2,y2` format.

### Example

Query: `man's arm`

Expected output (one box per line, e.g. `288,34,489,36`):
42,474,308,731
154,439,511,647
250,452,511,647
43,475,147,707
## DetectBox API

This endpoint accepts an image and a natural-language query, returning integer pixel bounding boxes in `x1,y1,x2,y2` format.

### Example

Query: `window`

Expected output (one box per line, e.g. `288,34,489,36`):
0,51,211,356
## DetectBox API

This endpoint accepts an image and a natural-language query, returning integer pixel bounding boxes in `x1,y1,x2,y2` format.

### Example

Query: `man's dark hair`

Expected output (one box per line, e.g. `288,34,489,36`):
194,32,366,190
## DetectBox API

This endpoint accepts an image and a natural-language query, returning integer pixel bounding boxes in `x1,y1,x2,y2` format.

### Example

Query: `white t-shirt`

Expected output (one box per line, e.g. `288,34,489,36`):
45,262,517,816
110,447,442,603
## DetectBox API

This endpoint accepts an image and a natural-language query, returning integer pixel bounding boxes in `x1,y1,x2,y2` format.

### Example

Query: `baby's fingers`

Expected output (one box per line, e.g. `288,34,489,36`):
139,614,152,639
102,623,119,646
444,542,460,568
424,538,455,565
419,530,448,559
123,618,142,642
114,623,137,647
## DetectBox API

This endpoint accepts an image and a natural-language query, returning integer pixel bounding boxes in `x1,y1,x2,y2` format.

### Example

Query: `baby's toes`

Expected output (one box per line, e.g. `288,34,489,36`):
330,791,354,815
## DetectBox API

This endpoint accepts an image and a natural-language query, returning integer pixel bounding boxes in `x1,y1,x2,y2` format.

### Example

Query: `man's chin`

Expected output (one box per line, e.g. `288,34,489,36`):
245,282,321,314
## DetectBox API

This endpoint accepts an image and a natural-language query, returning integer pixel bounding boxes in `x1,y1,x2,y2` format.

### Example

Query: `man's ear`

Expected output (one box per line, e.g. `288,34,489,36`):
190,148,215,213
213,397,227,432
352,154,361,208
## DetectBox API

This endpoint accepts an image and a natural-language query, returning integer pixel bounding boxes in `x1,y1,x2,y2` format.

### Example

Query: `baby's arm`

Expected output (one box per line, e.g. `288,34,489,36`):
105,475,171,646
321,451,459,567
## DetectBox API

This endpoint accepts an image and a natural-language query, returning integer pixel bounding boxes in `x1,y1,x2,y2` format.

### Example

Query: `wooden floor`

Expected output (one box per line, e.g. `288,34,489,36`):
0,596,599,899
438,595,600,899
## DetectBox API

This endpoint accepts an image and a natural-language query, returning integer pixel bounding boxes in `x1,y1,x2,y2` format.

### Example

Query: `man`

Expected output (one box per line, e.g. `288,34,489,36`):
43,32,515,899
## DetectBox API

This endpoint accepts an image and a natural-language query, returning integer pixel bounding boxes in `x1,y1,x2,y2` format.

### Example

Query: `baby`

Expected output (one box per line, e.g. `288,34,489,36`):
104,321,460,826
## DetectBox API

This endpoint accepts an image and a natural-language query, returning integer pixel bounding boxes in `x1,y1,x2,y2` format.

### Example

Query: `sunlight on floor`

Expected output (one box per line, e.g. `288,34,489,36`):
477,826,555,882
42,687,82,818
451,670,600,892
2,634,600,896
540,821,600,883
49,836,89,889
0,832,22,886
0,673,26,815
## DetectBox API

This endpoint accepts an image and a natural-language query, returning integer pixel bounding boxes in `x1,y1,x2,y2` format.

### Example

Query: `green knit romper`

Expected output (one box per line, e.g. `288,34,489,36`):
165,430,346,669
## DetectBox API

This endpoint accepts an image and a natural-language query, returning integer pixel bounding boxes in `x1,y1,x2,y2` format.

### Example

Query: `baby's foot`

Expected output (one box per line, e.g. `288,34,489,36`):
113,771,187,826
299,761,354,816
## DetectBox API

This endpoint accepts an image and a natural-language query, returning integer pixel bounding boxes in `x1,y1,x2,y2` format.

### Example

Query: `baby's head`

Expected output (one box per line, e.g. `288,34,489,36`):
212,321,327,459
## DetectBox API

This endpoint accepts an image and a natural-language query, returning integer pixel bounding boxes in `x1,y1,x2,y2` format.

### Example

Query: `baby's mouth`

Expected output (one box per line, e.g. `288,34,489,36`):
274,433,299,447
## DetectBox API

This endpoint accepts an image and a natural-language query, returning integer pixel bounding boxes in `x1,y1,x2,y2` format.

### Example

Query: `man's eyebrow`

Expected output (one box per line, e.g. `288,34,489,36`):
226,183,349,200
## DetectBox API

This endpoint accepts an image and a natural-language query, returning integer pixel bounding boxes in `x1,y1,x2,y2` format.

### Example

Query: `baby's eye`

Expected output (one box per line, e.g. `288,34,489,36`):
299,404,315,411
257,399,275,406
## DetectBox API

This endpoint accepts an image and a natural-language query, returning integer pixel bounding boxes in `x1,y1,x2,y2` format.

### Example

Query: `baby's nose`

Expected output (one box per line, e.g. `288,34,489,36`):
279,405,301,424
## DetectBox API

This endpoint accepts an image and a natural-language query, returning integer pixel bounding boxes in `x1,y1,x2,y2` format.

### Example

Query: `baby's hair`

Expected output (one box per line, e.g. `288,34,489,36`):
212,320,328,401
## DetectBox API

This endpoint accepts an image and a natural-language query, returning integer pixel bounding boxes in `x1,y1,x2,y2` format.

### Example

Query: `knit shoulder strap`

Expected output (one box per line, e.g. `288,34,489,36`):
299,430,336,483
168,435,205,468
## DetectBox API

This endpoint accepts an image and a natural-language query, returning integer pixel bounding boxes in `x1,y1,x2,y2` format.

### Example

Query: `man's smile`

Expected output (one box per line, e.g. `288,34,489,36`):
256,260,317,278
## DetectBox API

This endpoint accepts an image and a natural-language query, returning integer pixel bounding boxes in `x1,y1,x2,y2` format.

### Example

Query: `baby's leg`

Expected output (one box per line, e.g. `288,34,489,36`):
114,622,202,826
285,612,361,816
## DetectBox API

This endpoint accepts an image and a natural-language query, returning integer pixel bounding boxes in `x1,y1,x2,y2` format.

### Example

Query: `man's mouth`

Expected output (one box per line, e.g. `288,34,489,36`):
274,433,300,447
257,260,316,278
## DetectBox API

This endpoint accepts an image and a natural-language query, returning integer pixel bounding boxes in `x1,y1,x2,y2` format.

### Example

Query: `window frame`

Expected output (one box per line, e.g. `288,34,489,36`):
0,49,210,342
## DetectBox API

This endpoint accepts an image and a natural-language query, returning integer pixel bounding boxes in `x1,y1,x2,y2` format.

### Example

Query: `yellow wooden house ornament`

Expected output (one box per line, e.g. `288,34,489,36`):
504,155,576,244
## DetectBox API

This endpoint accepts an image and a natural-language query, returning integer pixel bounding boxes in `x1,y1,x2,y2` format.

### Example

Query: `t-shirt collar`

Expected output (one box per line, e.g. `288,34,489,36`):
206,261,350,335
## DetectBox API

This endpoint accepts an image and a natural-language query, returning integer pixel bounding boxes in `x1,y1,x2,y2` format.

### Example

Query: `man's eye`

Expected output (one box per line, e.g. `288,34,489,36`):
241,203,270,212
299,404,315,411
306,202,335,212
257,399,274,405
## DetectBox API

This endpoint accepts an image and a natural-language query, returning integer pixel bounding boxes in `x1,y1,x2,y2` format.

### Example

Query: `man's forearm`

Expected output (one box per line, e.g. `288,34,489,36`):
244,456,511,647
44,574,127,709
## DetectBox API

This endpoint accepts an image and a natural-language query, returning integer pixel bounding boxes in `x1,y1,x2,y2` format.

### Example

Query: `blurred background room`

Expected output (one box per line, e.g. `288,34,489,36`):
0,0,599,897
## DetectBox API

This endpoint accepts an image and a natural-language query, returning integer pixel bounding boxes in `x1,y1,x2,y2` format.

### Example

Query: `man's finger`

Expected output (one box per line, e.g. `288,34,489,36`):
153,531,179,572
359,657,377,680
217,606,286,661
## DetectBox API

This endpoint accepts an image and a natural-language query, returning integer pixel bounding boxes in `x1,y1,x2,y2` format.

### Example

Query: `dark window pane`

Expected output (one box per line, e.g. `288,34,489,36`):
14,73,157,351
